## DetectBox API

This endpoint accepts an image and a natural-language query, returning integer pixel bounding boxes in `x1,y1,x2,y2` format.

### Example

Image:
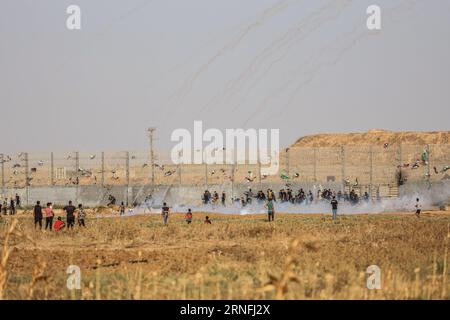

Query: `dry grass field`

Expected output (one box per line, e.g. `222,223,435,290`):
1,209,450,300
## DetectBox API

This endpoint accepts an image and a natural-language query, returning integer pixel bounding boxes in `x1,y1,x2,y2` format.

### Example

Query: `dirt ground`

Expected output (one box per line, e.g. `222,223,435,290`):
1,209,450,300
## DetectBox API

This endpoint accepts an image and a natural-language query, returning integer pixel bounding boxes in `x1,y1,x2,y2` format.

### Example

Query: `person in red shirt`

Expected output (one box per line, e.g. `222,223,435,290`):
54,217,66,231
185,209,193,224
44,202,55,231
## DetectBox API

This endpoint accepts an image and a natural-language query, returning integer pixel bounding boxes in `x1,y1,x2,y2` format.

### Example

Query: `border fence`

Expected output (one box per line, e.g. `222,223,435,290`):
1,144,449,206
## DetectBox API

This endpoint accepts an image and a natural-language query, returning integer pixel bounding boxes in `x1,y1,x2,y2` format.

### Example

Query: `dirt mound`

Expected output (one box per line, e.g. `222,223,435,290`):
291,130,450,148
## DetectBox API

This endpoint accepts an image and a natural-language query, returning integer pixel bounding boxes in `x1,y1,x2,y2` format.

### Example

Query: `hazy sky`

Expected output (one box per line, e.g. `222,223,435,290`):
1,0,449,152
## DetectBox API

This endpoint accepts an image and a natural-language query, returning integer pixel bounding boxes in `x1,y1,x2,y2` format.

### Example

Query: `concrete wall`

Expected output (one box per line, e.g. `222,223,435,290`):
1,179,407,208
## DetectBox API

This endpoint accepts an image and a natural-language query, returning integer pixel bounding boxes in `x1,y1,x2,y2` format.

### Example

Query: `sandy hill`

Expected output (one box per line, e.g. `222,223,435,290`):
291,130,450,148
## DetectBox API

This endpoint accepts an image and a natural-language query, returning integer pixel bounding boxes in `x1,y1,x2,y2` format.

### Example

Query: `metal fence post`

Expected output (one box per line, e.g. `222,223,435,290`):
24,152,29,205
313,147,317,183
50,152,54,185
205,163,208,189
101,152,105,187
1,154,4,195
341,146,346,191
126,151,130,206
369,145,373,197
75,152,79,203
426,144,431,188
285,148,290,176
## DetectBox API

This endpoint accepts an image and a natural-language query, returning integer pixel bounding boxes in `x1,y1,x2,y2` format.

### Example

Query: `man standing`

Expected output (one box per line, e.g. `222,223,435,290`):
161,202,170,226
415,198,422,218
331,196,338,220
15,194,21,208
221,191,226,206
77,204,86,227
265,199,275,222
9,198,16,215
64,201,76,230
34,201,43,230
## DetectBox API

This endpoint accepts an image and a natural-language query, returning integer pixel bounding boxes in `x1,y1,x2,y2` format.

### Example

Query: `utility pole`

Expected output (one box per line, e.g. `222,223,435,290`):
147,128,156,187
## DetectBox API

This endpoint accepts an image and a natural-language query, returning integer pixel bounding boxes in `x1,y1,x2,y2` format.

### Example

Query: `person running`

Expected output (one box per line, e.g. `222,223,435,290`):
77,204,86,227
161,202,170,226
64,201,76,230
331,196,338,220
119,202,126,216
204,216,212,224
54,217,66,231
415,198,422,218
44,202,55,231
185,209,193,224
34,201,43,230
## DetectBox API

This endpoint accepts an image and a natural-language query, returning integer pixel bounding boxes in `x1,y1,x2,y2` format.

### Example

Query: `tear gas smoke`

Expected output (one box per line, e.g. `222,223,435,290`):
126,181,449,216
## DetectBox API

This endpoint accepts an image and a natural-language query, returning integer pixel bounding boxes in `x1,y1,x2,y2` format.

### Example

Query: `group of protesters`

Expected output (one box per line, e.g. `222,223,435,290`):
231,187,373,208
202,190,226,206
33,200,86,231
0,194,21,216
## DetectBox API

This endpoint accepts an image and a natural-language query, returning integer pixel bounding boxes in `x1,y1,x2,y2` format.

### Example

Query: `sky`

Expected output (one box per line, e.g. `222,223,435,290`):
0,0,449,153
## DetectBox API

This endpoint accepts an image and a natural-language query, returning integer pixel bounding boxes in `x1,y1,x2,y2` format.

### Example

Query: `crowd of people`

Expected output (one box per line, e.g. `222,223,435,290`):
1,186,424,230
199,187,372,208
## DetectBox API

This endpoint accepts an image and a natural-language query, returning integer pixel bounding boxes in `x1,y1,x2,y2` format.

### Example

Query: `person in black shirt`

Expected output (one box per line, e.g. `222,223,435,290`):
161,202,170,226
64,200,76,229
221,191,226,206
331,196,338,220
15,194,21,208
34,201,43,229
10,198,15,215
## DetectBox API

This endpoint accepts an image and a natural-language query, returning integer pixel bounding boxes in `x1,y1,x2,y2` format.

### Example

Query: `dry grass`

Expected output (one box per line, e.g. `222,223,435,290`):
0,210,450,300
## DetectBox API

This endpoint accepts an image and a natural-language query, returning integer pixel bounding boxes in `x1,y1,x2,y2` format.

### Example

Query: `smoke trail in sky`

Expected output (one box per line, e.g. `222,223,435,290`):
165,0,296,110
222,0,353,114
241,0,418,127
195,0,351,117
